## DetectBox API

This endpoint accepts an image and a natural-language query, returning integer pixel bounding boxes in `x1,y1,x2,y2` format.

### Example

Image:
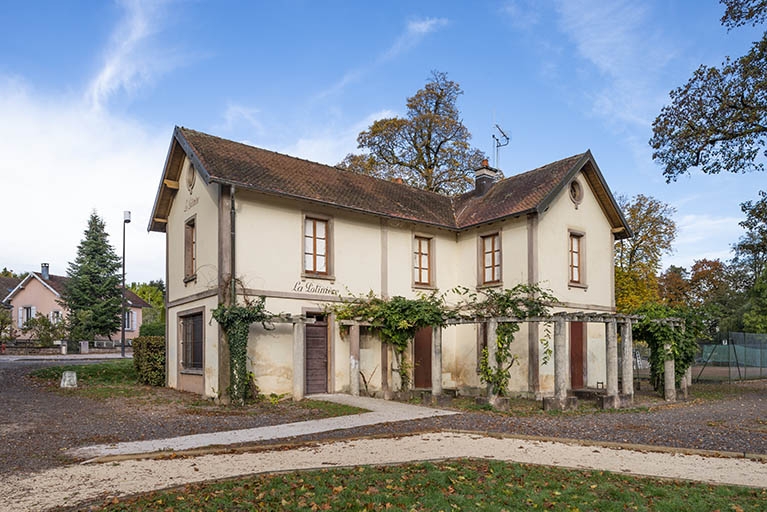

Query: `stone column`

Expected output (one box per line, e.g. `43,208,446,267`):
486,319,498,402
431,326,443,396
553,316,567,401
349,324,360,397
292,322,306,401
606,319,618,399
664,342,676,402
381,342,391,399
620,319,634,396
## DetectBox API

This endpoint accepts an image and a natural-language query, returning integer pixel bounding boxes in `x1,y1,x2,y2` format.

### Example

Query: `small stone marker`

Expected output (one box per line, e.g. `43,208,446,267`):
60,371,77,388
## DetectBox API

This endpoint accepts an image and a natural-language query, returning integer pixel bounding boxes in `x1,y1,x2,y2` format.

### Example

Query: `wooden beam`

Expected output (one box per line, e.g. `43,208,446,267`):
153,217,168,224
163,179,180,190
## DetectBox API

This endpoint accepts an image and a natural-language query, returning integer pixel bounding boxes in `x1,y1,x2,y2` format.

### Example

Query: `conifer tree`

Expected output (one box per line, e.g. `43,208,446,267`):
61,212,122,342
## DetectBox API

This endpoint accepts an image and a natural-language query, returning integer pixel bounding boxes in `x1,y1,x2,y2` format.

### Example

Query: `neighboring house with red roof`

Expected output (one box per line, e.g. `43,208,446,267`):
2,264,150,344
149,126,631,399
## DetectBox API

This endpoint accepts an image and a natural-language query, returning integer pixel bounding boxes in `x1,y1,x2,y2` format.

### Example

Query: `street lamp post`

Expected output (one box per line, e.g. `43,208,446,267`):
121,211,131,358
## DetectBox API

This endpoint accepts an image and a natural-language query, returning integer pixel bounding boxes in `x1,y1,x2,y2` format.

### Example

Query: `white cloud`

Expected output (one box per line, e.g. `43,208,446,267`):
279,110,395,165
86,0,176,111
383,17,449,61
319,17,449,98
0,76,168,282
555,0,675,128
662,213,743,269
501,0,542,29
215,103,265,136
0,0,176,283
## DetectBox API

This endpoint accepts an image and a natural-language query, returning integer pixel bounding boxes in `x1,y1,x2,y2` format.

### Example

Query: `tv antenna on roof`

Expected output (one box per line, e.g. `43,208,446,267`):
492,124,510,168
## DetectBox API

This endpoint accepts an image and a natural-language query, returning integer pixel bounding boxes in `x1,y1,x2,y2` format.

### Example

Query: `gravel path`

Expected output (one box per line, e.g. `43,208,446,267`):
4,433,767,512
0,361,360,476
2,360,766,475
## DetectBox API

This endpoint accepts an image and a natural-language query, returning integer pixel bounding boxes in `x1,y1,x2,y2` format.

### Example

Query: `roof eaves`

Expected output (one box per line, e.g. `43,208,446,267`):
581,151,633,239
534,152,590,215
174,127,213,185
210,176,459,231
456,206,537,231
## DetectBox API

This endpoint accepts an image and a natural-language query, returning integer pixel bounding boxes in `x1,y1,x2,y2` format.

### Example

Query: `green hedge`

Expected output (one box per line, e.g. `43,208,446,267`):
133,336,166,386
139,322,165,337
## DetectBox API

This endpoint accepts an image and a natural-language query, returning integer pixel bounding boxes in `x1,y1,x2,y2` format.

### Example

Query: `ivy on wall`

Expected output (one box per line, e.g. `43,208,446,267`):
330,291,447,386
330,284,558,395
453,284,557,397
212,296,274,405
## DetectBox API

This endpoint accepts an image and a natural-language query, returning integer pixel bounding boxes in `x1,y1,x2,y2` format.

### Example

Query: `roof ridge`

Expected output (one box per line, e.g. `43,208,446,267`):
179,126,461,203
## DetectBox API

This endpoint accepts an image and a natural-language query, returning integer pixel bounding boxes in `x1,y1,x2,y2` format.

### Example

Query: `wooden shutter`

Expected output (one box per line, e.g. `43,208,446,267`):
17,307,22,328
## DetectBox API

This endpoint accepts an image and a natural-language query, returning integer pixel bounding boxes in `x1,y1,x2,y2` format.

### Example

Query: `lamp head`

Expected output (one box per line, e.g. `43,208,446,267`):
124,211,131,224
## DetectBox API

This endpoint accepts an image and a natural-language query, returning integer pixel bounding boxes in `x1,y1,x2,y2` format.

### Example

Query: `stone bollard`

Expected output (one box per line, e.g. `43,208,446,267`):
60,342,67,355
60,371,77,388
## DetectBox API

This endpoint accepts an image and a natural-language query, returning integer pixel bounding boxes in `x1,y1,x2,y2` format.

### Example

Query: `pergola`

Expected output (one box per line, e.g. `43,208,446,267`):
287,313,684,408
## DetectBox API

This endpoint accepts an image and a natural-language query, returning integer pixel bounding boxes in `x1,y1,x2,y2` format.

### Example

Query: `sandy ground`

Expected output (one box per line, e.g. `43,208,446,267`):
4,432,766,512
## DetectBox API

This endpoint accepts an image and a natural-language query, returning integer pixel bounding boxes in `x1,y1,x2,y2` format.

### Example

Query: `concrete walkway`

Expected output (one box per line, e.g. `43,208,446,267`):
70,394,459,460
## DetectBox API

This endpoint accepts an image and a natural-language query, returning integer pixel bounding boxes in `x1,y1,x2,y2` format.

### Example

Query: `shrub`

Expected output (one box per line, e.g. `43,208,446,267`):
132,336,166,386
139,322,165,337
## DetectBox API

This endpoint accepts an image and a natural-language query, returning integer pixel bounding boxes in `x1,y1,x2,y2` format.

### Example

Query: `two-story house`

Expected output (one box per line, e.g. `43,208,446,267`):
149,127,631,400
3,264,150,344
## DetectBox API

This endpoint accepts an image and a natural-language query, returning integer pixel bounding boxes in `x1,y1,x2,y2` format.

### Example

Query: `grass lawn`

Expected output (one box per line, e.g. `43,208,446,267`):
93,458,765,511
30,359,367,416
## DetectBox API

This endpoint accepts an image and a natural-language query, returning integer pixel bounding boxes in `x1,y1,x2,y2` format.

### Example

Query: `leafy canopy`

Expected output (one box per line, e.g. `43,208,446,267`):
651,0,767,181
614,194,677,312
60,212,122,342
338,71,487,195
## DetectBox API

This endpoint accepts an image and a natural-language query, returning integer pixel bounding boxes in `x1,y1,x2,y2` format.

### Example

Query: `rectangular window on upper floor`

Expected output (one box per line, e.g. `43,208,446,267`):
480,233,502,285
303,216,333,279
413,235,433,287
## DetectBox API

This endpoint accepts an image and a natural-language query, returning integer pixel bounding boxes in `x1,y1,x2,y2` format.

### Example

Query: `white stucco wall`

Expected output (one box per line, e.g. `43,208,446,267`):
167,158,220,304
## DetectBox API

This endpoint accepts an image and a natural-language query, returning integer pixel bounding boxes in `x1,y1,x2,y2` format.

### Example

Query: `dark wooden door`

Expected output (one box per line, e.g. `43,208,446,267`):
305,315,328,394
413,326,432,389
570,321,584,389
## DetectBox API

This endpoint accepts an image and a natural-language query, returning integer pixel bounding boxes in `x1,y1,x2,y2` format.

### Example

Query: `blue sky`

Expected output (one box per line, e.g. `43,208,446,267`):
2,0,765,284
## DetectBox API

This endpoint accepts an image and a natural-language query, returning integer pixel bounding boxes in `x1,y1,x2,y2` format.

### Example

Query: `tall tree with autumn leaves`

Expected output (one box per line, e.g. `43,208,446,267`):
339,71,487,195
614,194,677,312
651,0,767,182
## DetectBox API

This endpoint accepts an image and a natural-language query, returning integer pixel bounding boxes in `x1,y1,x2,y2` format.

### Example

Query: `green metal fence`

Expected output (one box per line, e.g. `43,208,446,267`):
695,332,767,382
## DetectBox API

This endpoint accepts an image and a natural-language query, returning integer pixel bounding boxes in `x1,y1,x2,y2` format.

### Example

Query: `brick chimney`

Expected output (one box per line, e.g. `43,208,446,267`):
474,159,503,196
41,263,50,280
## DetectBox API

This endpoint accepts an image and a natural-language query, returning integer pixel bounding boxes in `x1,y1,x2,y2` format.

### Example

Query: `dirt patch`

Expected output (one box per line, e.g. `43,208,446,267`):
0,361,352,476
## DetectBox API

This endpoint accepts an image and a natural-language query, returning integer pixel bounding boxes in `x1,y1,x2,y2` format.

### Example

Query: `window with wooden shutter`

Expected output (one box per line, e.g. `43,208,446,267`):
184,217,196,283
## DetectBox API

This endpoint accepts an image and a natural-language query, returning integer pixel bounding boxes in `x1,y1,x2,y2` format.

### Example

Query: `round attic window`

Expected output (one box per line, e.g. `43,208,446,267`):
569,179,583,205
186,163,196,192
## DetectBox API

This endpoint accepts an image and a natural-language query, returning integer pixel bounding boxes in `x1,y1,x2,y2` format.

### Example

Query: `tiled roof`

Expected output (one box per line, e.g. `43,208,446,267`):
10,273,152,309
150,126,629,236
32,272,69,296
179,128,456,228
453,153,586,228
0,277,21,302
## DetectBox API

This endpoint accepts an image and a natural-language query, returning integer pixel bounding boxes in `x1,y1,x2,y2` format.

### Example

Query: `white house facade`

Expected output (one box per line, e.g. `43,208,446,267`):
149,127,631,400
